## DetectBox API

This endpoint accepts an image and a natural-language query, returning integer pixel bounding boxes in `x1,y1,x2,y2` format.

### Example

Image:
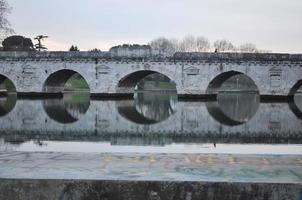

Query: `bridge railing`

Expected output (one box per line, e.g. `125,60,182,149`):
0,51,302,62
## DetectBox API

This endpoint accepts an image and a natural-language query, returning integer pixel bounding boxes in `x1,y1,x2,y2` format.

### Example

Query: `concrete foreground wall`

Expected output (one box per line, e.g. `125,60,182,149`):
0,51,302,96
0,179,301,200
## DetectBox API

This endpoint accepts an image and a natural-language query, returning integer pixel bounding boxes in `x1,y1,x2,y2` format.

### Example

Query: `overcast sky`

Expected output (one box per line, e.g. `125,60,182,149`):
8,0,302,53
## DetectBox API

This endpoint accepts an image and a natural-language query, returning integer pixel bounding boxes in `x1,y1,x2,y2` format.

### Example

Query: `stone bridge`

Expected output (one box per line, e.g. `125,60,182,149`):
0,51,302,97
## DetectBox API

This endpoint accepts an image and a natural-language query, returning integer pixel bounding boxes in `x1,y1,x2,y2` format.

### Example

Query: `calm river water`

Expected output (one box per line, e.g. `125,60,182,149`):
0,92,302,155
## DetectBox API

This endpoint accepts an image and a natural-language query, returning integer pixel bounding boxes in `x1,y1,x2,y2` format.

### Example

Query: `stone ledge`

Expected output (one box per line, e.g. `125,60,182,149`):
0,51,302,62
0,179,301,200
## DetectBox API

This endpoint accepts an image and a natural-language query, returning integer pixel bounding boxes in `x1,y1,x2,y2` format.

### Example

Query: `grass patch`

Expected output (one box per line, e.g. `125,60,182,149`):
63,94,90,104
65,78,89,90
140,81,176,90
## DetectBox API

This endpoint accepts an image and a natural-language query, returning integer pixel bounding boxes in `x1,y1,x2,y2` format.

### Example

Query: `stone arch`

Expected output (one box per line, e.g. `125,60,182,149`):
206,92,260,126
0,74,17,94
206,71,259,94
43,69,90,93
288,80,302,97
288,80,302,119
43,93,90,124
117,70,177,94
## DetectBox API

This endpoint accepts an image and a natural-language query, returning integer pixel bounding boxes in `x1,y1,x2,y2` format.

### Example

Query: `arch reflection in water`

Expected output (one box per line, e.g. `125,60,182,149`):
294,94,302,112
43,93,90,124
206,92,260,126
0,94,17,117
289,93,302,119
117,92,177,124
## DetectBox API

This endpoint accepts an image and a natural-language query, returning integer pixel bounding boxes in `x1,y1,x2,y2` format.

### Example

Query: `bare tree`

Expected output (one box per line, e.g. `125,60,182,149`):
256,49,272,53
196,36,210,52
239,43,258,53
0,0,13,41
149,36,270,54
179,35,196,52
169,38,180,52
149,37,177,56
213,39,236,52
179,35,210,52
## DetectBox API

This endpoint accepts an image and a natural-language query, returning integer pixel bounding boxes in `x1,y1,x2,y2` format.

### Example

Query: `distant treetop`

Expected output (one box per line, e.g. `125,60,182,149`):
110,44,151,51
69,45,80,51
2,35,34,51
89,48,102,52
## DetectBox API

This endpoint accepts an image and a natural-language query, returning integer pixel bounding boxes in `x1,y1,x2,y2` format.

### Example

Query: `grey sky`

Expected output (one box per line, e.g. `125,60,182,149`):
9,0,302,52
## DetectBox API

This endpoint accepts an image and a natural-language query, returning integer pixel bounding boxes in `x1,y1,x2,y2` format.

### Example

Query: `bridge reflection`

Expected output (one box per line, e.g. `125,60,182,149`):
206,92,260,126
0,95,17,117
43,93,90,123
0,92,302,147
0,92,301,126
289,94,302,119
117,92,177,124
294,94,302,112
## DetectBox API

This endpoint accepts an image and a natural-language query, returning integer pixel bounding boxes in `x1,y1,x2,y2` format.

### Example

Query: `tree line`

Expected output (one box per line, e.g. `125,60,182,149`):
0,34,271,54
149,36,271,55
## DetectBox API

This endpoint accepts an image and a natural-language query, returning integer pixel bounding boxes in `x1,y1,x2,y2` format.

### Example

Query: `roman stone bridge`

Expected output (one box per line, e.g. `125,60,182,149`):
0,51,302,97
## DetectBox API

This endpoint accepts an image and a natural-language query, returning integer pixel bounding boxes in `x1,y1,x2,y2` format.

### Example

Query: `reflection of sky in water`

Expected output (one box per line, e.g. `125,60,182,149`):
6,140,302,155
206,93,260,126
117,92,177,124
43,93,90,123
0,95,17,117
217,93,259,123
294,94,302,112
134,92,177,123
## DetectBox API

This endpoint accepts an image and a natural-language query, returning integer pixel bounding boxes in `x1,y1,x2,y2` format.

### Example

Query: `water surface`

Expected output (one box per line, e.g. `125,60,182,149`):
0,92,301,155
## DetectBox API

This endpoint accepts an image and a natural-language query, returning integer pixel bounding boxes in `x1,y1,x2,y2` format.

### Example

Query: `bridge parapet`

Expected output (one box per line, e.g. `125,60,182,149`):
0,51,302,62
174,52,302,62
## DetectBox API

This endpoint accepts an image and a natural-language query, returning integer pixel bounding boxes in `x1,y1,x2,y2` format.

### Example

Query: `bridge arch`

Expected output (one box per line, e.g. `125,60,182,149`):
43,69,90,93
288,80,302,97
206,92,260,126
43,93,90,124
288,80,302,119
117,70,177,94
206,71,259,94
0,74,16,94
